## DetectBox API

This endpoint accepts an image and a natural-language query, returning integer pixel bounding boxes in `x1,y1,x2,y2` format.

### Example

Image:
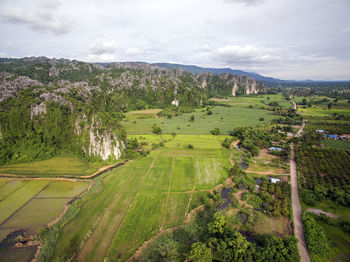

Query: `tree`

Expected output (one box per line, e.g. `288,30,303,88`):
152,123,162,134
259,117,264,121
190,115,195,122
302,212,332,256
210,128,220,135
188,242,212,262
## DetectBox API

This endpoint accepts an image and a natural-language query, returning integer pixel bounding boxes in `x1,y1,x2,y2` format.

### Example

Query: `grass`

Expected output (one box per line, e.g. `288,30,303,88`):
0,155,104,177
140,166,171,193
194,158,226,189
295,98,350,117
36,181,88,198
165,135,230,149
163,193,191,229
76,193,135,262
107,193,167,262
254,212,290,236
189,191,210,212
0,180,29,201
216,94,292,109
0,180,50,224
302,200,350,222
123,105,278,135
0,198,69,234
170,157,194,192
51,163,152,261
319,222,350,261
322,139,350,150
246,163,288,175
0,180,90,242
163,148,224,157
52,133,231,261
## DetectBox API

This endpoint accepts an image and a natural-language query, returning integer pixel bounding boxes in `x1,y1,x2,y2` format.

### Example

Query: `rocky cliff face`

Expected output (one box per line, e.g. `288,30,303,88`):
196,72,266,97
86,116,125,161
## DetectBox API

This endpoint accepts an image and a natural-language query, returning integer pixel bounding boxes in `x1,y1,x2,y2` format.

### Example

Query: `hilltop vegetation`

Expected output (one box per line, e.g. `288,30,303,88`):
0,57,266,166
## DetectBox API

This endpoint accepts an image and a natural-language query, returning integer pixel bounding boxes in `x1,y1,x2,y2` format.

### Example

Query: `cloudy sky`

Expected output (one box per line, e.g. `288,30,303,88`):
0,0,350,80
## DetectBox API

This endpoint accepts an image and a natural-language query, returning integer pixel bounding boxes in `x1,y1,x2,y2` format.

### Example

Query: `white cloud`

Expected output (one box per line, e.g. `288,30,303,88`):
89,41,117,55
86,53,117,63
0,0,74,34
125,48,141,56
224,0,265,6
0,0,349,80
211,44,280,65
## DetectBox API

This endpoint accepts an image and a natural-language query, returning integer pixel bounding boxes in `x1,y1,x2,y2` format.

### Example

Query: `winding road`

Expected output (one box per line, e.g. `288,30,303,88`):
290,99,310,262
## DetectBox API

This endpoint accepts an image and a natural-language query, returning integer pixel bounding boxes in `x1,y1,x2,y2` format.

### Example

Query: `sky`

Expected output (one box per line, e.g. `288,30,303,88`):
0,0,350,80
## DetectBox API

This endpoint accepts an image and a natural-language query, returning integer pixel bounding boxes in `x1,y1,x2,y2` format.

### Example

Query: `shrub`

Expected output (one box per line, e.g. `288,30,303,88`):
152,124,162,134
210,128,220,135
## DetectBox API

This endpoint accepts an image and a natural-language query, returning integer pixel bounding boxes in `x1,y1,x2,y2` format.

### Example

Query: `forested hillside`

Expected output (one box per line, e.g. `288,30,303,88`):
0,57,266,165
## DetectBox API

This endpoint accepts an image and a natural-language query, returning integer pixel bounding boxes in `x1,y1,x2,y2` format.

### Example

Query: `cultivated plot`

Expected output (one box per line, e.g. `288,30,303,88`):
107,193,167,262
0,179,88,242
163,193,191,229
0,155,104,177
171,157,194,192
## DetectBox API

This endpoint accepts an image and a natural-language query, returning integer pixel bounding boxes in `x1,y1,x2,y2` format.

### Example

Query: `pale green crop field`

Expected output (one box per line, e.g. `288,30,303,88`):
0,155,105,177
163,193,191,229
1,198,69,234
0,179,88,242
52,134,231,261
123,105,278,135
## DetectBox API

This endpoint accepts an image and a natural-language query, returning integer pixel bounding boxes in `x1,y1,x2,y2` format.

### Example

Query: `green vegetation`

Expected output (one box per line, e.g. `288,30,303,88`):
163,193,191,229
295,146,350,191
0,180,50,224
171,157,194,192
123,105,278,135
0,179,88,242
302,212,332,261
305,119,350,134
322,139,350,150
0,155,105,177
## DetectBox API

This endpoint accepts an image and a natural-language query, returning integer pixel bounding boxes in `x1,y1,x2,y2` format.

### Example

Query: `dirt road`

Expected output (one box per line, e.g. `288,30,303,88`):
296,121,305,137
290,143,310,262
306,208,339,219
291,99,297,110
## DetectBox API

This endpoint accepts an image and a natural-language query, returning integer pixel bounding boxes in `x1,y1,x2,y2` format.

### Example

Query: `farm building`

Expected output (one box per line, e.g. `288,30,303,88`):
269,147,282,151
267,177,281,183
329,134,338,139
316,130,325,133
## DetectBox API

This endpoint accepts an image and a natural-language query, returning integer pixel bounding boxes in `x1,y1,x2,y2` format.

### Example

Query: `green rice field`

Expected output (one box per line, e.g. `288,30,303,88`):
0,155,105,177
51,134,230,262
0,179,89,242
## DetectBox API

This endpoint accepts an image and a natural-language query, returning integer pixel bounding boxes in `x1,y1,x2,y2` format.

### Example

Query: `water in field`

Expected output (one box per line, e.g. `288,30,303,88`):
219,187,232,210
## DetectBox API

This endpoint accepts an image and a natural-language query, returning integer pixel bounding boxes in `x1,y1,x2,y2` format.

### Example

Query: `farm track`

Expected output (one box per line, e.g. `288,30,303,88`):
306,208,339,219
290,116,310,262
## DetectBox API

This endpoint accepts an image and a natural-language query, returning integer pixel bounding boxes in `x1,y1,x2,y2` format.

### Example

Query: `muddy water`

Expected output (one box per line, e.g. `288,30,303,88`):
219,188,232,210
0,229,37,262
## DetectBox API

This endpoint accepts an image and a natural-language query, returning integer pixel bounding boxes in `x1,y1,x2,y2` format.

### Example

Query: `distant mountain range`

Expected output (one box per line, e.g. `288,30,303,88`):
153,63,285,84
153,63,350,86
